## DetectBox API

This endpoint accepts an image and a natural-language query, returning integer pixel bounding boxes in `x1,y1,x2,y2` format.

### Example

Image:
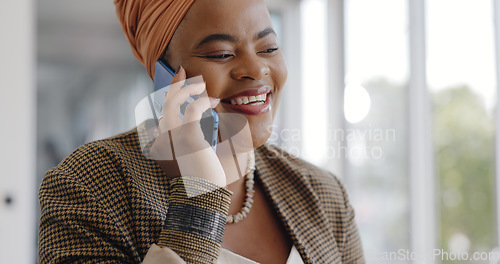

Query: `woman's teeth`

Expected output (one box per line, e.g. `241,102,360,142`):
230,94,267,105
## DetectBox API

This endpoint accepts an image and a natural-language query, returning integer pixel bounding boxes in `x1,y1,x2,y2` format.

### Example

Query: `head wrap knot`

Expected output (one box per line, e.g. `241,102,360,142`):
115,0,196,80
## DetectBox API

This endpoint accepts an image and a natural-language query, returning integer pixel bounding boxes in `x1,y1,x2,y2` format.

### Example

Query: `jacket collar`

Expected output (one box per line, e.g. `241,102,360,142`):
255,145,341,263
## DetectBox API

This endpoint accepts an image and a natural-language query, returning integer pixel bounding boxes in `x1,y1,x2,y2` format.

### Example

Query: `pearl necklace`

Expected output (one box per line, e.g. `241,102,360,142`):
226,151,256,224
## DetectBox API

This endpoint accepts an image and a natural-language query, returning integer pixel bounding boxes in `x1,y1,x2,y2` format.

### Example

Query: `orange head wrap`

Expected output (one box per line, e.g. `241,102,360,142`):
114,0,196,80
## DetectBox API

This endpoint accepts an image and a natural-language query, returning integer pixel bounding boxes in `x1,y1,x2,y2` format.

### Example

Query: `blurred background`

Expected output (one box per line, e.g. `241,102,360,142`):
1,0,499,263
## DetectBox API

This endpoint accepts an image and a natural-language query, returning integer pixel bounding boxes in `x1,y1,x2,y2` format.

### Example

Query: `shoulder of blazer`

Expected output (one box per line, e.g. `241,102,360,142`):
41,129,169,261
56,129,164,180
255,143,351,263
255,143,348,205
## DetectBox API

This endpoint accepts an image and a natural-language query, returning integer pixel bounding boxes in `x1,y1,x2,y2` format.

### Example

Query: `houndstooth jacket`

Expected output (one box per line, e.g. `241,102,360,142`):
39,129,364,263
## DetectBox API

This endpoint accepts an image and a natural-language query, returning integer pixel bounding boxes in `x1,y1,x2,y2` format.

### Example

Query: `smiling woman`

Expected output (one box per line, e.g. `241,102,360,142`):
38,0,364,263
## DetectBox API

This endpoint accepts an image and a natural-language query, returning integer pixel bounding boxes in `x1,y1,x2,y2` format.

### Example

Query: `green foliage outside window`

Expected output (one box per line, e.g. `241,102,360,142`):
433,86,496,263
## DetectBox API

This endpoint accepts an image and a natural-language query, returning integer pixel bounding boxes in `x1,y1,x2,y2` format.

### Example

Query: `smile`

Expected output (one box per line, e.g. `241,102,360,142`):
230,94,267,106
221,89,272,115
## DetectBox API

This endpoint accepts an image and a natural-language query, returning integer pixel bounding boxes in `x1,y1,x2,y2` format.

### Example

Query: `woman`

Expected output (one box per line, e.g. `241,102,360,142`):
38,0,364,263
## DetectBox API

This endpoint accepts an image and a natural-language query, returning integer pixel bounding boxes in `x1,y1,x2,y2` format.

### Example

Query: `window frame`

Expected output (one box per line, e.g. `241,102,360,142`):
408,0,438,262
493,0,500,251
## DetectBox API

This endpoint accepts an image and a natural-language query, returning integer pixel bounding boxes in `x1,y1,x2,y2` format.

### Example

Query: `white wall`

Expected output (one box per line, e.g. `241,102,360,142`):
0,0,36,263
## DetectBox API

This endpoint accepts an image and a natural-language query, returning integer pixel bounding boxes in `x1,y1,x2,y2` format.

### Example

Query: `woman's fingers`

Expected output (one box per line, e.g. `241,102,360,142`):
142,244,186,264
164,66,186,102
155,68,219,158
183,96,220,124
159,66,186,132
167,96,219,157
171,83,206,109
162,83,206,123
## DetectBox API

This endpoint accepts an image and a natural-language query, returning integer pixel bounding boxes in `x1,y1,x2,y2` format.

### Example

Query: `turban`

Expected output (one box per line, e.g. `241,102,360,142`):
115,0,196,80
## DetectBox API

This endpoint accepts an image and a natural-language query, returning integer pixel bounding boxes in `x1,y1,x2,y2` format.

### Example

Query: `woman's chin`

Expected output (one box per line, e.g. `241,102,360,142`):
249,120,274,149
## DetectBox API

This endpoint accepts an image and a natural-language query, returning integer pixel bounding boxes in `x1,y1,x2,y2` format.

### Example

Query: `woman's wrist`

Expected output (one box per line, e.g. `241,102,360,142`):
176,148,227,187
158,176,232,263
166,176,232,212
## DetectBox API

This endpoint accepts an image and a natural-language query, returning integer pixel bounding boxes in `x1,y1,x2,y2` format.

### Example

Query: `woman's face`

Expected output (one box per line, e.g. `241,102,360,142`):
164,0,287,148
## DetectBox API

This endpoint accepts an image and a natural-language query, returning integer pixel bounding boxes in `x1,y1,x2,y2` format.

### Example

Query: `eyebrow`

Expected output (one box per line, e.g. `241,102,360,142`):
255,28,276,41
195,28,277,49
196,34,238,48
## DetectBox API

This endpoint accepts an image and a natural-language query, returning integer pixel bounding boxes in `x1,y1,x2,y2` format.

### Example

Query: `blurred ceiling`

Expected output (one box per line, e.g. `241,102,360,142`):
38,0,141,68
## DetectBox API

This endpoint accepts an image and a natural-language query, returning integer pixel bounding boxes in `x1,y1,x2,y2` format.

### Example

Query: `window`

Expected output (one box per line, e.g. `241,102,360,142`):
427,0,497,260
344,0,410,260
289,0,500,263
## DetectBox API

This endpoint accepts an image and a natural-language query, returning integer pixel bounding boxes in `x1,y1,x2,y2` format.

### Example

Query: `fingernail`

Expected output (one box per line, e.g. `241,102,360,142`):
175,66,183,74
164,92,167,99
209,97,220,106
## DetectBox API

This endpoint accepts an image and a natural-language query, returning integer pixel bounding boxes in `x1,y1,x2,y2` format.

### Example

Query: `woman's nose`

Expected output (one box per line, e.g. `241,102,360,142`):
230,54,270,81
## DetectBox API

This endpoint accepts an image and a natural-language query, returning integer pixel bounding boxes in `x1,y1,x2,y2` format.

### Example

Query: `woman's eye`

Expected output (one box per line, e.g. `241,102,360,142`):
258,47,279,54
204,54,234,59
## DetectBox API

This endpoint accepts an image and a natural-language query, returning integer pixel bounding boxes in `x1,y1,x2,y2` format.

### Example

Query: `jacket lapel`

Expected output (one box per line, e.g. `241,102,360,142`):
255,145,342,263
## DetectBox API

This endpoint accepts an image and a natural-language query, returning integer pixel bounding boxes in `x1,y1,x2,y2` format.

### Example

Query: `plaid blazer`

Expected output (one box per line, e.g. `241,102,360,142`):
39,129,364,263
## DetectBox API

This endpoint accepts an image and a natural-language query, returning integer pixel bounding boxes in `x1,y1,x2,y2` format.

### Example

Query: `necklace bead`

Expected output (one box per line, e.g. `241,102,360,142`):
226,151,255,224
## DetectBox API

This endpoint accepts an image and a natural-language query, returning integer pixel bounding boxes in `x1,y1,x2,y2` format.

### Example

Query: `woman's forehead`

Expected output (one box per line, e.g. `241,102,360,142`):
179,0,273,38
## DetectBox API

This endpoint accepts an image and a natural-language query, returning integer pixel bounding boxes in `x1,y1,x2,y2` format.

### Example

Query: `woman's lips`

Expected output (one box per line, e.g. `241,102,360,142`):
221,92,272,115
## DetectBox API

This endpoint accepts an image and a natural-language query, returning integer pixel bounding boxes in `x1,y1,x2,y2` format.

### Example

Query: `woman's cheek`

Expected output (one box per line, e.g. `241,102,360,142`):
200,80,219,99
275,62,288,88
269,53,288,86
202,71,228,98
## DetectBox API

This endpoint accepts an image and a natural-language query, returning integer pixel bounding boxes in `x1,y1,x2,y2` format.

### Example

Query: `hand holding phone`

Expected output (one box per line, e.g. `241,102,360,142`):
150,64,226,187
157,66,219,154
153,60,219,151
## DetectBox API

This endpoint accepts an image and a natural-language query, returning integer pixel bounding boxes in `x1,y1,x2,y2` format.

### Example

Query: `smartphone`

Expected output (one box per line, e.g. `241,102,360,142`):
152,60,219,151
